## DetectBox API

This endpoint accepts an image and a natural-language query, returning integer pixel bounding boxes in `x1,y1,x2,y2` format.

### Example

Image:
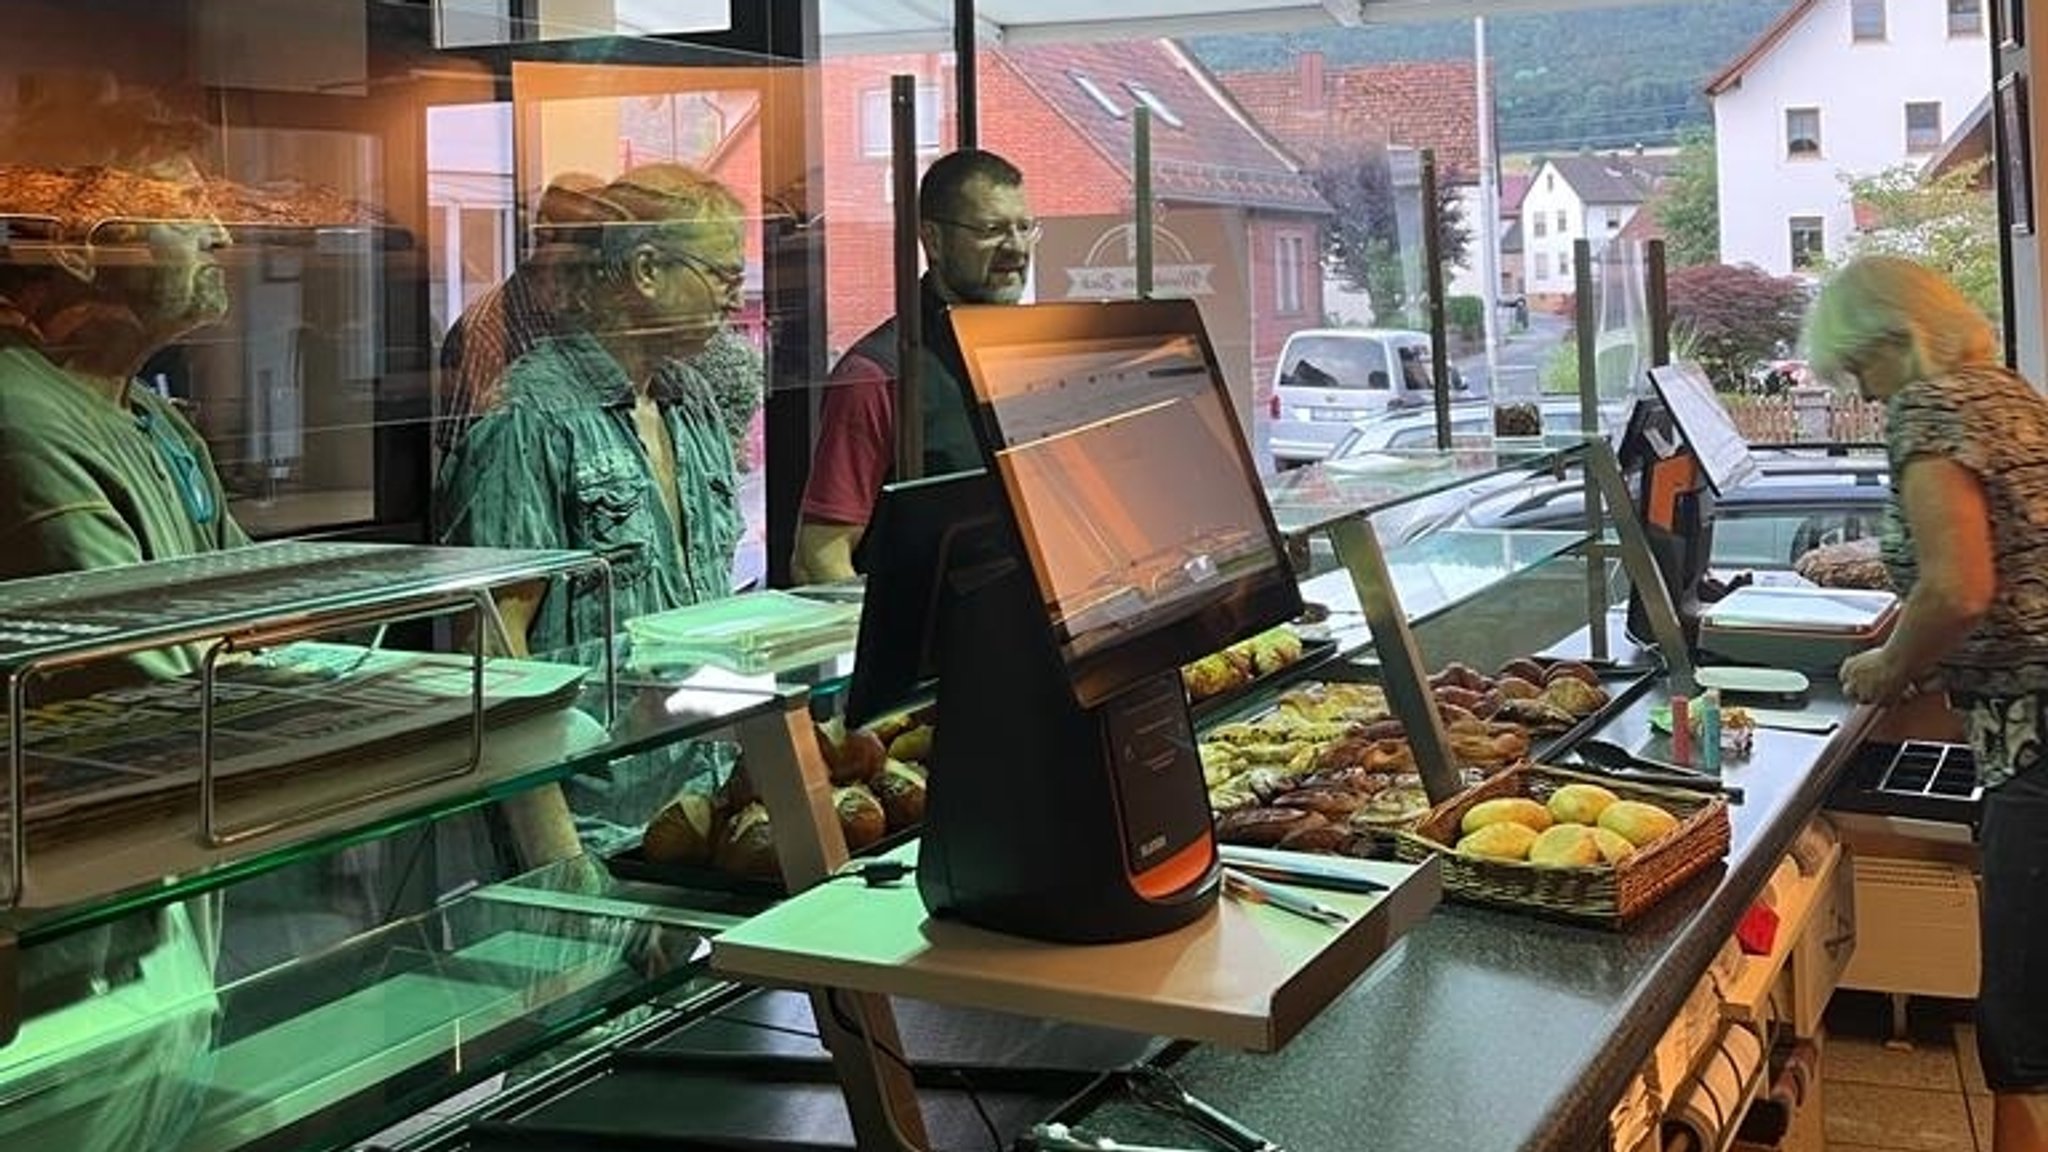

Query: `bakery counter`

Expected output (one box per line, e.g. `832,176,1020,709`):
1066,680,1879,1152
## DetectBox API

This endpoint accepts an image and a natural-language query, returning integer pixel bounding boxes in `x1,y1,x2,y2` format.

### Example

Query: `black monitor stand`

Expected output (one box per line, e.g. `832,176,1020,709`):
1620,397,1740,652
916,545,1221,944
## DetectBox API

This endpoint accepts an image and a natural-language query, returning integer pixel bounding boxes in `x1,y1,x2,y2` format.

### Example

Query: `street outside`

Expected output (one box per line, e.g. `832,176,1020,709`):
1250,307,1572,472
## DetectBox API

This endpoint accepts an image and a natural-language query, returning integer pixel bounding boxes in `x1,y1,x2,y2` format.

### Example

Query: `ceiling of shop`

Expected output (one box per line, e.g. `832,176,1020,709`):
818,0,1653,55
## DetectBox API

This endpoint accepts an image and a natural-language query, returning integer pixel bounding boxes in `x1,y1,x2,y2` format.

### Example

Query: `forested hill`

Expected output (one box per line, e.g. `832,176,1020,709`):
1187,0,1793,154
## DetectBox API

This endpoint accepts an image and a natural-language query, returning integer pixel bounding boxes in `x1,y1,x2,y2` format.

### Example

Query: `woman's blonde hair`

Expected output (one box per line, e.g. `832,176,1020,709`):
1803,255,1998,383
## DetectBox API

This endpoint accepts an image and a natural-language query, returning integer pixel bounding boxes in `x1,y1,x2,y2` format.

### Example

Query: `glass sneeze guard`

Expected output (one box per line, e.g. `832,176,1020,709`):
1262,444,1570,539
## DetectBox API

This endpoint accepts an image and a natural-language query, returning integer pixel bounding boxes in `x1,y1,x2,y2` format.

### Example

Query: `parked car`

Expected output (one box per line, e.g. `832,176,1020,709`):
1267,328,1480,465
1326,397,1627,459
1443,449,1887,572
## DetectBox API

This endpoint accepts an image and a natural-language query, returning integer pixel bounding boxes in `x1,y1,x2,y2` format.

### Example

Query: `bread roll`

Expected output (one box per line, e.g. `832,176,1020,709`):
1547,783,1619,825
1461,797,1554,836
643,790,717,865
870,759,928,830
834,785,889,849
1215,806,1325,847
1456,821,1538,860
1528,823,1601,867
1598,800,1680,847
714,802,780,879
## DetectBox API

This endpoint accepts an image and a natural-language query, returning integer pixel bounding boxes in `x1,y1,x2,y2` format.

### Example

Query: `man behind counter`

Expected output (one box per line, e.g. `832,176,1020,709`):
792,148,1035,584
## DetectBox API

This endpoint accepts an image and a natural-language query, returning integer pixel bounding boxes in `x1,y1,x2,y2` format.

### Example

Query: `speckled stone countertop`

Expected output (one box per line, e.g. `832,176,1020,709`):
1074,683,1877,1152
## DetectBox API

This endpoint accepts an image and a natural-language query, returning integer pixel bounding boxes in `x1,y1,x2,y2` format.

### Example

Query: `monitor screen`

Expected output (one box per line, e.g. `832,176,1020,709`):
947,299,1302,707
842,471,1003,728
1648,363,1759,496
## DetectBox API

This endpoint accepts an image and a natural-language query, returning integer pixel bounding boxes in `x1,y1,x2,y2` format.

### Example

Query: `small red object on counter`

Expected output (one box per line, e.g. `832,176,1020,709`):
1670,694,1692,766
1736,902,1780,956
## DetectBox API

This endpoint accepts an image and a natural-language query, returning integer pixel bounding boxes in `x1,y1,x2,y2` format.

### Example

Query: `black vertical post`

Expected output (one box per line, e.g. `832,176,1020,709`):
954,0,978,149
1574,238,1597,431
1421,149,1450,451
892,75,925,482
1646,239,1670,368
1134,106,1154,299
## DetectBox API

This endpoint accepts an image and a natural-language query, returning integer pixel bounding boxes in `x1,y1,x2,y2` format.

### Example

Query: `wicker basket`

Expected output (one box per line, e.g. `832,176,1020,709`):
1394,763,1731,927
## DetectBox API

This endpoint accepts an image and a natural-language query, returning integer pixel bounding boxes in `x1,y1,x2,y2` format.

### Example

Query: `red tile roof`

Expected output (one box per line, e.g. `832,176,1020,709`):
1499,172,1533,217
992,41,1328,214
1217,56,1482,181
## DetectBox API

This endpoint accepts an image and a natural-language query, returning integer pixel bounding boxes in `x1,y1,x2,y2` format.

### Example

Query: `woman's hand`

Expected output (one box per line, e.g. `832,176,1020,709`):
1840,648,1913,704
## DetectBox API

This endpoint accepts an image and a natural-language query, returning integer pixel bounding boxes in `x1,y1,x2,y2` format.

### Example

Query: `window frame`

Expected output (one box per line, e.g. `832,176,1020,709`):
1534,251,1551,280
1554,209,1568,235
1532,213,1548,239
1948,0,1982,36
1789,215,1825,270
1785,107,1823,158
1905,101,1943,153
1275,232,1306,315
860,84,944,158
1851,0,1887,41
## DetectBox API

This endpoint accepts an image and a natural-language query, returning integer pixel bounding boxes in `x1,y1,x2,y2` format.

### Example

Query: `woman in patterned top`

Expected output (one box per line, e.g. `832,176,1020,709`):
1807,254,2048,1152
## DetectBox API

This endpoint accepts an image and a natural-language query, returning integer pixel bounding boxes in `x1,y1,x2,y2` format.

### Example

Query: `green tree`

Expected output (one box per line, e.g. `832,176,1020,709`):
1655,128,1720,267
1309,145,1471,325
1835,161,2002,329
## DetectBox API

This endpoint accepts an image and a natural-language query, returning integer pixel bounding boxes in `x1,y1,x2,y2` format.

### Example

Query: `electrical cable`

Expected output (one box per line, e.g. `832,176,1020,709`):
825,987,1005,1152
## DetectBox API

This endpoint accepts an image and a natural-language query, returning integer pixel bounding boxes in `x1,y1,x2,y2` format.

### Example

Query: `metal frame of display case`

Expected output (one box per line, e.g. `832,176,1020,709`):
1276,438,1694,803
0,541,615,1044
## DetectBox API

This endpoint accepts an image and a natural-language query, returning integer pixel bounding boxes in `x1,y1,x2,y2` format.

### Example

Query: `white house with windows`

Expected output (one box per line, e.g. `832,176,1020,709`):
1518,153,1670,303
1708,0,1992,276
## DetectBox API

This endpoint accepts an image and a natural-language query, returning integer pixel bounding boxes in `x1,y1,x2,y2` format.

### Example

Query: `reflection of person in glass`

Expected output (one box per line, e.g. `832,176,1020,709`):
0,85,241,1152
438,172,766,468
435,163,746,657
0,97,246,596
792,149,1035,584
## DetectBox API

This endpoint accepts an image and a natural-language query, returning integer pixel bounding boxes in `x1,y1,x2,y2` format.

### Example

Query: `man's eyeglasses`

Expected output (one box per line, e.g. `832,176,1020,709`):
930,216,1043,247
660,249,746,299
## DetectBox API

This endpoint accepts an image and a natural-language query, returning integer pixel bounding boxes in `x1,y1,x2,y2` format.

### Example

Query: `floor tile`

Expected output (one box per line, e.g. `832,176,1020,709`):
1955,1023,1991,1096
1828,1033,1964,1092
1824,1082,1976,1151
1967,1093,1994,1152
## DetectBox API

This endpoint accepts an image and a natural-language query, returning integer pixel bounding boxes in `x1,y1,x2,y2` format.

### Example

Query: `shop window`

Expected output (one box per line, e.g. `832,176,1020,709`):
1790,216,1825,269
1276,233,1306,314
1124,82,1184,129
1852,0,1886,41
1071,73,1127,118
1534,252,1551,279
1786,107,1822,157
861,86,943,158
1532,213,1548,239
1906,102,1943,152
1948,0,1981,36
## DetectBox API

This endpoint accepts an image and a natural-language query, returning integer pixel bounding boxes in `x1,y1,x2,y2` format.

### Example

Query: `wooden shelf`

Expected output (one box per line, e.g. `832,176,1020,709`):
713,846,1440,1053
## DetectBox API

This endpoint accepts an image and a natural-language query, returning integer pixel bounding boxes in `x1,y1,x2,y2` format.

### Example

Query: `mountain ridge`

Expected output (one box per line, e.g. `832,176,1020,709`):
1186,0,1794,155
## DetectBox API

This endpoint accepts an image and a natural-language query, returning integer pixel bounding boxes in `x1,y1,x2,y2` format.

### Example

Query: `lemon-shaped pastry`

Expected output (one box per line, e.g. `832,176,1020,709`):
1461,796,1554,836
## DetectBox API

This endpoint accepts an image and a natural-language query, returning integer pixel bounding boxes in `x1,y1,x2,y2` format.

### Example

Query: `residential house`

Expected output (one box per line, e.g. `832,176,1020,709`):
822,41,1329,420
1215,54,1489,305
1519,152,1672,306
1499,171,1532,301
1706,0,1991,276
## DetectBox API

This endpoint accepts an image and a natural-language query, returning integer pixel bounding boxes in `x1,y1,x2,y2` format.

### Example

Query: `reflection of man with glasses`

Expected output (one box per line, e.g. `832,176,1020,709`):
793,149,1036,584
435,163,747,660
